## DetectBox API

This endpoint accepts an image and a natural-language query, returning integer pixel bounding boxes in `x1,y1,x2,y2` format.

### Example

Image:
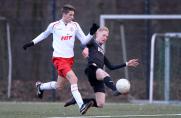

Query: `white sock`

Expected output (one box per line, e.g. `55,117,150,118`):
40,81,56,90
71,84,84,108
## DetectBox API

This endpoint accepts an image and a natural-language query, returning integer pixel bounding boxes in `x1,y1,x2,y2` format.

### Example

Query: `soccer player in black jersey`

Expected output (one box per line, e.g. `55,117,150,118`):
64,26,139,108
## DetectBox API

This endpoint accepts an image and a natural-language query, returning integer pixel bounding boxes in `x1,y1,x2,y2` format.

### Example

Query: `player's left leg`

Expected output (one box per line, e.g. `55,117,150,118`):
66,70,92,115
95,92,105,108
66,70,84,108
96,68,121,96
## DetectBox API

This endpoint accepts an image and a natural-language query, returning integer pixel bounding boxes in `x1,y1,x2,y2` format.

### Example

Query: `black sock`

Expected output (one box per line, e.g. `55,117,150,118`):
103,76,117,91
83,98,98,107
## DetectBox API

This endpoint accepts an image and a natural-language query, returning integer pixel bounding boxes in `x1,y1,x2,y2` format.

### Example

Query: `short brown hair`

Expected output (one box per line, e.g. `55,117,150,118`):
61,4,75,14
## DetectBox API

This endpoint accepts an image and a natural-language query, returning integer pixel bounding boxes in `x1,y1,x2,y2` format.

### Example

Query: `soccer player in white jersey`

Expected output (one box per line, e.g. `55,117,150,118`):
23,4,99,115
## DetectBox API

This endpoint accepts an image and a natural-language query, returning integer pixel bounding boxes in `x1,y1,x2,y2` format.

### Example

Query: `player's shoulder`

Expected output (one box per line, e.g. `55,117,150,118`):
49,20,60,27
70,21,80,28
71,21,79,25
46,20,61,30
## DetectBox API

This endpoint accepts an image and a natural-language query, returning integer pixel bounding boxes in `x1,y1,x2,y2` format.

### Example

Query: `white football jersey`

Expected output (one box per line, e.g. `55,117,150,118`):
32,19,92,58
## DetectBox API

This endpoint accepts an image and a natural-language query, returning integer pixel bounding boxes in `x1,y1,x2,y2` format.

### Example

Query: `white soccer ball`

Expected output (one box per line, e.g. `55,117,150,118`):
116,78,130,94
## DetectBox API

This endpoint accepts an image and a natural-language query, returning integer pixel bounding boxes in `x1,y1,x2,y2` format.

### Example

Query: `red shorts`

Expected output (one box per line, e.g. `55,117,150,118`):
52,57,74,78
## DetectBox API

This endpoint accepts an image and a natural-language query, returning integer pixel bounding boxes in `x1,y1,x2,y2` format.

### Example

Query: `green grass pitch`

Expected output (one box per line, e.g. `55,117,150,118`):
0,102,181,118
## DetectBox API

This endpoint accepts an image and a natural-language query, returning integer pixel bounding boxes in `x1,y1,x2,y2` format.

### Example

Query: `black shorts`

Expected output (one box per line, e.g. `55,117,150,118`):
84,65,105,93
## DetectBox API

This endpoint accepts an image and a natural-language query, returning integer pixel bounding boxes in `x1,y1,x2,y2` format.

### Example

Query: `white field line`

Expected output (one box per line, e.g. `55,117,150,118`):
48,113,181,118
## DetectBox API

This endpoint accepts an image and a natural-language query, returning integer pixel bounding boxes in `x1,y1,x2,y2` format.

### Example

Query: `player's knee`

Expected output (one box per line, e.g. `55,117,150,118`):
97,101,105,108
71,84,78,92
56,84,63,91
66,71,78,84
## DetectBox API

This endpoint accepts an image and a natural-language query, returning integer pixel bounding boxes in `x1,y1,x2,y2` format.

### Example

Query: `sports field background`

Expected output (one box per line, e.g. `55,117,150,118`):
0,102,181,118
0,1,181,118
1,0,181,101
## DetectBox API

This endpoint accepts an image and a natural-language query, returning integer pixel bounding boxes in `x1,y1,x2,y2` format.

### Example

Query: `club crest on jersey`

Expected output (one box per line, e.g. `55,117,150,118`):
61,36,72,40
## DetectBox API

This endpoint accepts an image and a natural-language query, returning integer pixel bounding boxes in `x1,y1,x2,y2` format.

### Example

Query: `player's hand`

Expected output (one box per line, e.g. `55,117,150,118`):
127,59,139,67
82,47,89,58
23,41,34,50
90,23,99,35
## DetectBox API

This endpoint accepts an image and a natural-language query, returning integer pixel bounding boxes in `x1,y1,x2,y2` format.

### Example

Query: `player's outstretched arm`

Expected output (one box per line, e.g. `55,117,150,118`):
22,23,53,50
22,41,34,50
127,59,139,67
104,56,127,70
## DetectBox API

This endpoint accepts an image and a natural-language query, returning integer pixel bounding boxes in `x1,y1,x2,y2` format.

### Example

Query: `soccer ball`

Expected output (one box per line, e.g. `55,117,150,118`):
116,78,130,94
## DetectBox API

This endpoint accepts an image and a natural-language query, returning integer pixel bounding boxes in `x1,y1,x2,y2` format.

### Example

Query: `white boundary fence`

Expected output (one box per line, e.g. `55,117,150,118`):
0,16,12,98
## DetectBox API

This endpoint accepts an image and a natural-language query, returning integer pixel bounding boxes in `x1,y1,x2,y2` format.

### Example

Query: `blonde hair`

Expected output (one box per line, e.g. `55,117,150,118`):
97,26,109,33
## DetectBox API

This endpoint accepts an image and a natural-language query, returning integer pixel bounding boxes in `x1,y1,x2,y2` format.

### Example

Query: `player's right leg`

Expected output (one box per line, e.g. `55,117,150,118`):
35,81,44,99
35,81,56,99
35,76,66,99
64,97,97,108
35,57,70,99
